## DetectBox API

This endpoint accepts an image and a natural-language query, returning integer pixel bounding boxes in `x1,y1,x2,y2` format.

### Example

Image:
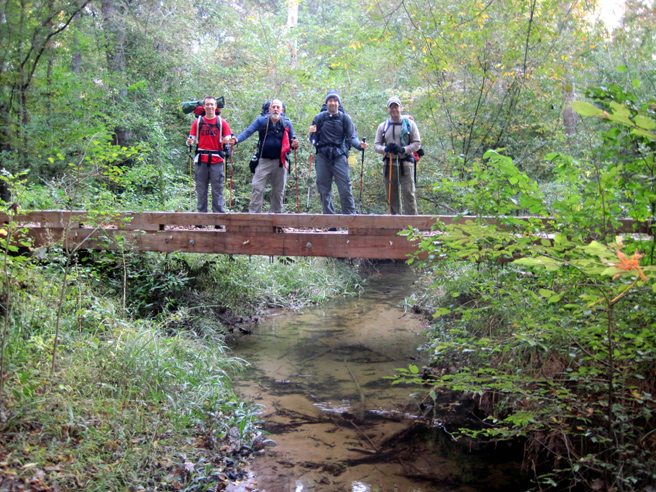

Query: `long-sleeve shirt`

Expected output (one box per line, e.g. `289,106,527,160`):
374,117,421,161
235,116,295,160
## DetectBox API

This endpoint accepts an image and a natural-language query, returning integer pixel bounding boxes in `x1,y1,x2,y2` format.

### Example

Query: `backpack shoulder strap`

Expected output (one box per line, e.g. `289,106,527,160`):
316,111,329,131
196,116,203,139
313,111,329,145
194,116,203,153
382,119,393,144
257,116,269,140
257,117,270,153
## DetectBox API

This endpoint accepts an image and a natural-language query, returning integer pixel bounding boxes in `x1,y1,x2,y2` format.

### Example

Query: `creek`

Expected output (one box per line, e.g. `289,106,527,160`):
232,262,526,491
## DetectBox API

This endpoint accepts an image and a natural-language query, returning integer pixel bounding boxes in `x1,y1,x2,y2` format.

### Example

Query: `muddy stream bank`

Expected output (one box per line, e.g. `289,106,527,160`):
231,262,525,491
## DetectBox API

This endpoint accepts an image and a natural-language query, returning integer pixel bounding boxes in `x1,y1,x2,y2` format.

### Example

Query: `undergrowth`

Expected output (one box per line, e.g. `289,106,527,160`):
0,243,362,490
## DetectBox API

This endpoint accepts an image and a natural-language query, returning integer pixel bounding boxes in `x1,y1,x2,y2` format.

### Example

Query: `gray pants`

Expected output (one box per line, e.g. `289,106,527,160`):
195,162,225,213
249,157,287,213
315,153,356,215
383,160,418,215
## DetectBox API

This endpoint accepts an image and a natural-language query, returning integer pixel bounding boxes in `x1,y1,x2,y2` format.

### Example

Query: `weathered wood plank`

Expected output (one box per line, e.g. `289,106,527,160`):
25,227,420,259
4,210,649,233
3,210,651,259
2,211,441,231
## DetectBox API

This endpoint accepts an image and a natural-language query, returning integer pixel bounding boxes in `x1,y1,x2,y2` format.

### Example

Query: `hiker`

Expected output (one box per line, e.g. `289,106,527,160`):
309,90,367,215
374,96,421,215
186,96,233,213
228,99,298,213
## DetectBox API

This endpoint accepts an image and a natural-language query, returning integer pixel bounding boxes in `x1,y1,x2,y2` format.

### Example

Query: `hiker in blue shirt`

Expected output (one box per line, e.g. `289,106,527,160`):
229,99,298,213
374,96,421,215
309,90,367,215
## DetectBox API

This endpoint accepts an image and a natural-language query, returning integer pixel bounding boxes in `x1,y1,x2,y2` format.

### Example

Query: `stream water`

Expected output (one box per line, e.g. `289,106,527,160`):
232,262,525,491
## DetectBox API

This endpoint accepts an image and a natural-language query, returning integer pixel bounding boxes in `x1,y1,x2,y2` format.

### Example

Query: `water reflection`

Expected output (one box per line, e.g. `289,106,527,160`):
233,262,524,491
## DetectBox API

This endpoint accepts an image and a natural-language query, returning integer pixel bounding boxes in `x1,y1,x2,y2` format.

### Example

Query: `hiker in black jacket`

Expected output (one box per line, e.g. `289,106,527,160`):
309,90,367,215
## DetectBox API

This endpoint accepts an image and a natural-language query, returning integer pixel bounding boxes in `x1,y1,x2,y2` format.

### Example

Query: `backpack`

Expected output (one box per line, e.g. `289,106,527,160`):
311,102,350,152
182,96,225,116
194,115,231,161
381,117,423,182
382,116,424,160
382,117,412,147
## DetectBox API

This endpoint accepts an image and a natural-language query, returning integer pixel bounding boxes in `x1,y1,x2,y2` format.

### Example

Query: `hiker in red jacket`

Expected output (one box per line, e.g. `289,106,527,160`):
186,96,232,213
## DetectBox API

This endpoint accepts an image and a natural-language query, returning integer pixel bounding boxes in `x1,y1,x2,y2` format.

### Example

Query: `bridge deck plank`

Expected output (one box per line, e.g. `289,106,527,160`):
2,211,650,260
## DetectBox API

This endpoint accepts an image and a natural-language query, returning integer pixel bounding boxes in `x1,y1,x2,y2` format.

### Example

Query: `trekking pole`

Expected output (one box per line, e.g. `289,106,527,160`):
359,137,366,212
228,151,234,209
294,148,299,213
188,143,194,211
396,155,402,214
306,153,314,211
387,154,393,214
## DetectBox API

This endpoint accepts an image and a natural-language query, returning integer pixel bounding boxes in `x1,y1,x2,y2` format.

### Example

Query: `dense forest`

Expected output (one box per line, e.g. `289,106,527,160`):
1,0,655,490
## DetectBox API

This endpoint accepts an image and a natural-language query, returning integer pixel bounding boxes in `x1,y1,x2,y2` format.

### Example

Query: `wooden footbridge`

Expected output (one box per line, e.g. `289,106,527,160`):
1,211,650,260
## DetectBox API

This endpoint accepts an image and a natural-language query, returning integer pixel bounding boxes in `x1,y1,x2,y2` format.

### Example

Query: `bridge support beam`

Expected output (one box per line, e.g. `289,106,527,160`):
3,211,441,260
2,211,649,260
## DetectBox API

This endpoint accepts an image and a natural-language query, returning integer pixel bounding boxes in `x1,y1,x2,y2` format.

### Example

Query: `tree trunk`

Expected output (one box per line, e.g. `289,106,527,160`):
562,78,577,136
71,32,82,74
287,0,299,67
101,0,132,146
46,43,54,116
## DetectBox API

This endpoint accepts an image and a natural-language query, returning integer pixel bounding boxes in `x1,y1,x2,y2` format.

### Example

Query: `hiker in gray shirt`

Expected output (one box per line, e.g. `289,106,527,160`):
374,96,421,215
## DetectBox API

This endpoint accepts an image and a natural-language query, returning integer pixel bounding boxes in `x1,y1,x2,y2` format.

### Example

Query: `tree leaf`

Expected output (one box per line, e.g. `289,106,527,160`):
513,257,562,271
572,101,604,117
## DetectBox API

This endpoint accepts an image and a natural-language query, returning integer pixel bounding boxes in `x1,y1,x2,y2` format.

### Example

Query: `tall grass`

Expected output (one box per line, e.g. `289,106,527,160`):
0,249,363,489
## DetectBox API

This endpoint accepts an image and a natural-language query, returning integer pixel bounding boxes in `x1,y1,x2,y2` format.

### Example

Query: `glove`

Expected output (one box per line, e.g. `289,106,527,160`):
384,143,401,154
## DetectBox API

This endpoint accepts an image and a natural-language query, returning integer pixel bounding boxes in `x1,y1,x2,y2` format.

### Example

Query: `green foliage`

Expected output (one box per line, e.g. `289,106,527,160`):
432,149,547,217
402,84,656,490
543,83,656,246
2,320,257,490
0,244,364,489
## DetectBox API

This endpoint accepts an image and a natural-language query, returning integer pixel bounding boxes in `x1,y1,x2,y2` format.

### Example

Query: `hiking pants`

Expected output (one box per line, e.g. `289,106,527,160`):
249,157,287,213
383,160,418,215
315,153,356,215
195,161,226,213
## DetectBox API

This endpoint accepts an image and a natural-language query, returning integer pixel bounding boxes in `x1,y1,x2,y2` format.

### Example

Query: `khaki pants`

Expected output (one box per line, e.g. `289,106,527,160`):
249,157,287,213
383,160,417,215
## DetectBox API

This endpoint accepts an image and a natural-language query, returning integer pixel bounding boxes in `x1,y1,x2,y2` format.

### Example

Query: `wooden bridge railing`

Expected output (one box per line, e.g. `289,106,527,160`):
1,211,651,260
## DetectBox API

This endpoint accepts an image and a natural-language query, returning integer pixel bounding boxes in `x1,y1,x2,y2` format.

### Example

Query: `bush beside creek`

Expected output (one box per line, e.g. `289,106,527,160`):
0,247,362,490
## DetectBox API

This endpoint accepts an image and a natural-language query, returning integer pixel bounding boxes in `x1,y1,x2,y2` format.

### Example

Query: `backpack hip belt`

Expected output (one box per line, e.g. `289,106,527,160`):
196,149,225,164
